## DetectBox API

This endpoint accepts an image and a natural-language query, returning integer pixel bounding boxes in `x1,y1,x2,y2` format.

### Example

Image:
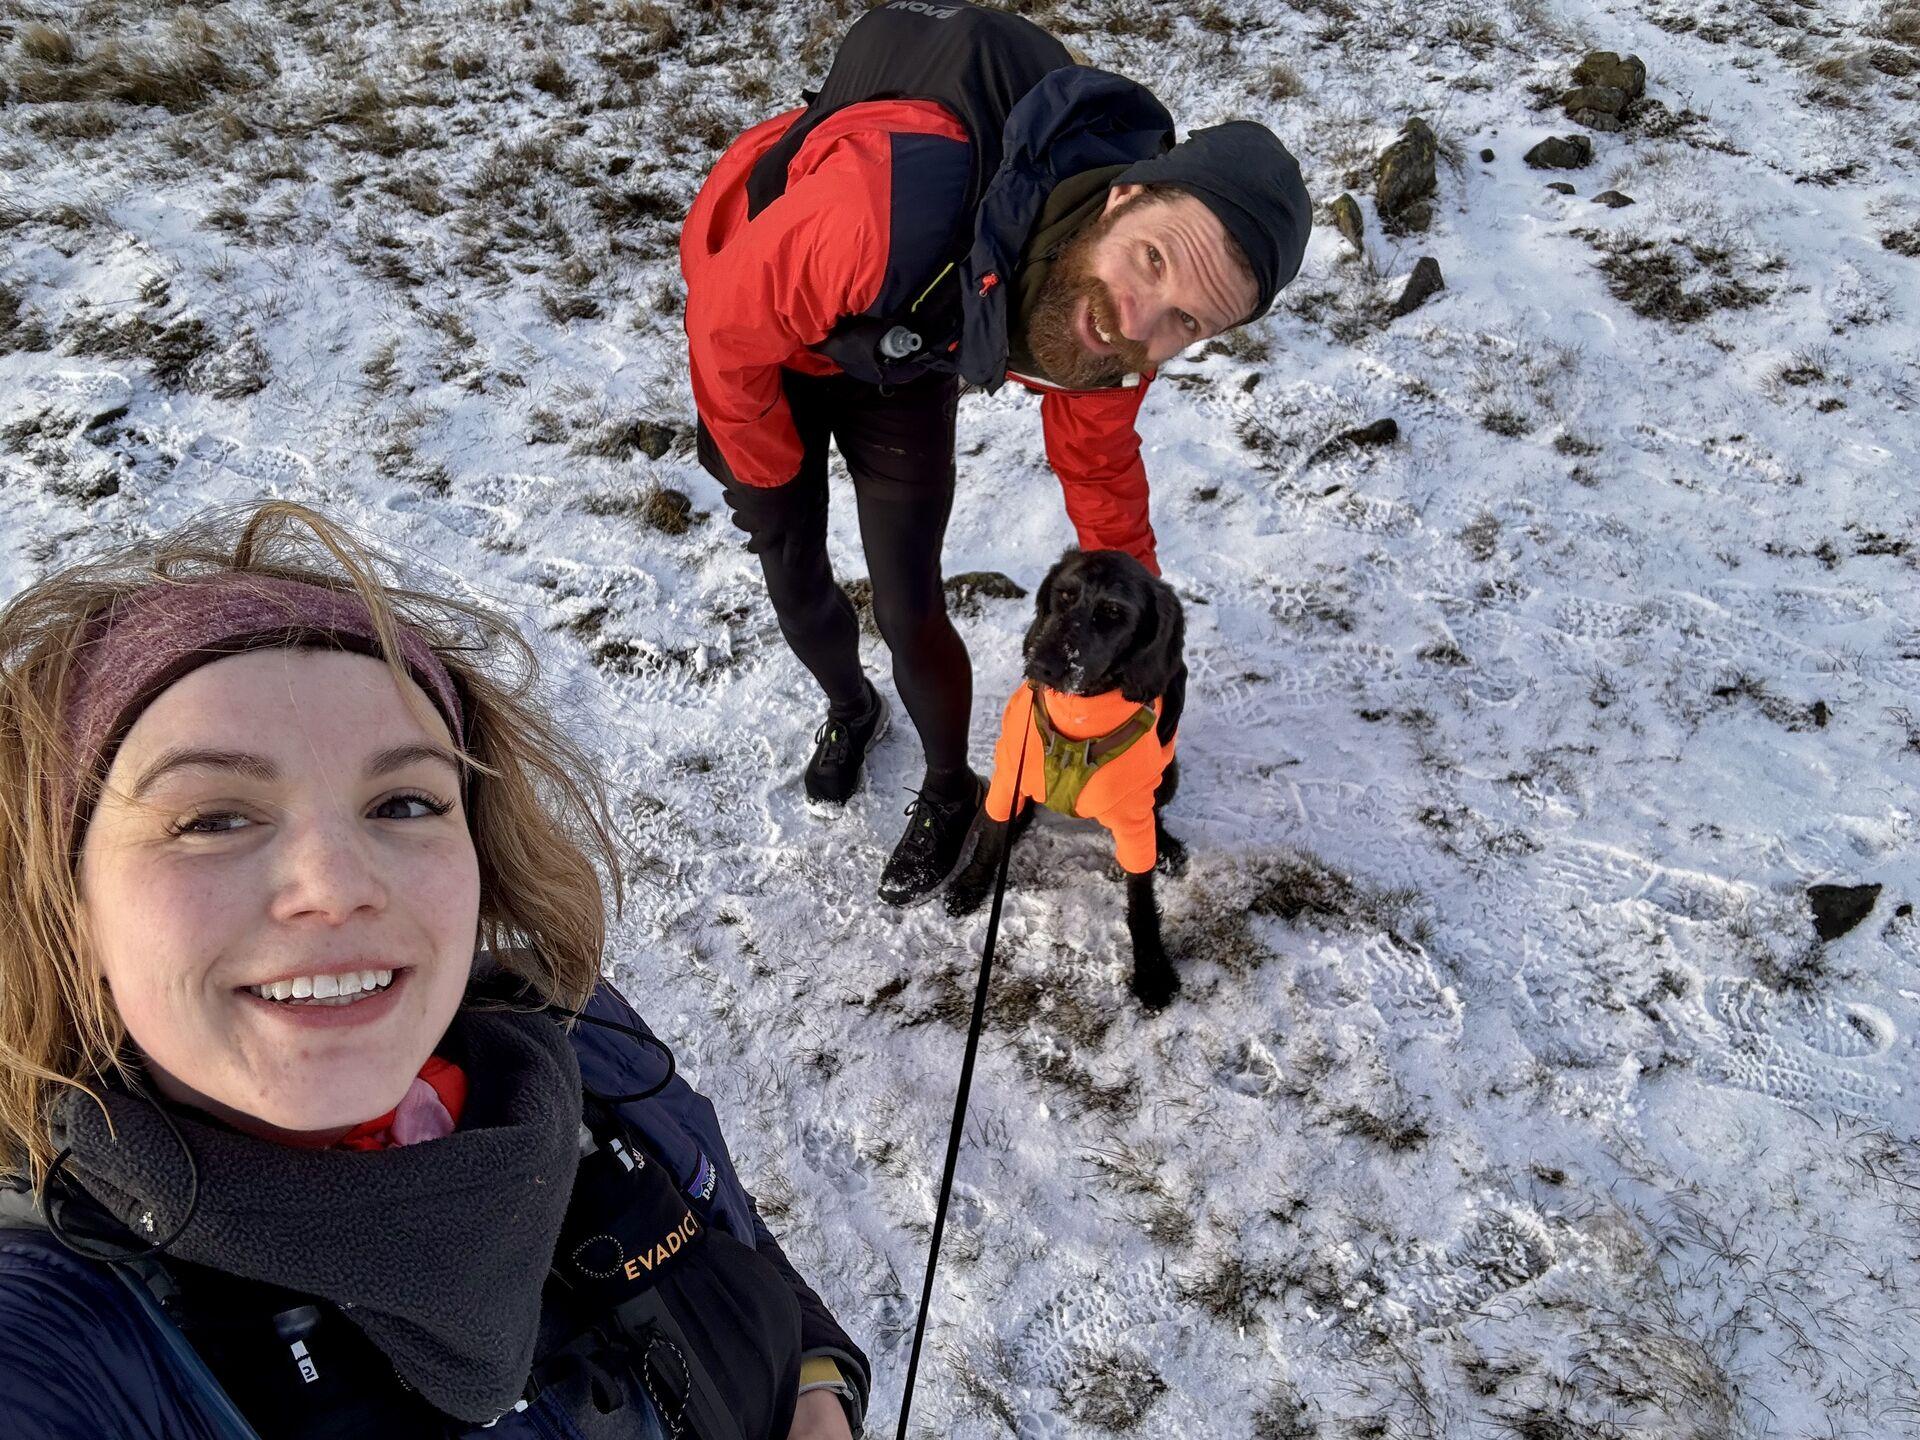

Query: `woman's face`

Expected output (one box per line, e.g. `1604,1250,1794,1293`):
78,648,480,1143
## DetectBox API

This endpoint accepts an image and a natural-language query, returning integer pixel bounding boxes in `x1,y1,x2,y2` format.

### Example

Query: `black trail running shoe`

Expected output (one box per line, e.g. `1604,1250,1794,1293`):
878,773,984,906
804,683,890,805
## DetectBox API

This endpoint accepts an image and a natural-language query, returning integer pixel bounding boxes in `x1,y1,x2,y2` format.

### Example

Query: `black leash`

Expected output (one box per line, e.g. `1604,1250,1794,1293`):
895,723,1030,1440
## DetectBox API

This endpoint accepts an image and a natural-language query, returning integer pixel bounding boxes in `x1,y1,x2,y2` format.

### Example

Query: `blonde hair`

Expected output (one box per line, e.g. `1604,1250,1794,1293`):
0,502,621,1189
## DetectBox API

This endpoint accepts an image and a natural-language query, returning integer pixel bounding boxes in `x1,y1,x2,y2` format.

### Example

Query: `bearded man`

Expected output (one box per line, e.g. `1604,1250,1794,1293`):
680,1,1311,905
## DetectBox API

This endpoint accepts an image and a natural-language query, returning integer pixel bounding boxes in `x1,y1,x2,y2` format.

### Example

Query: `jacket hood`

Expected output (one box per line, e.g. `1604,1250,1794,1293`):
957,65,1174,390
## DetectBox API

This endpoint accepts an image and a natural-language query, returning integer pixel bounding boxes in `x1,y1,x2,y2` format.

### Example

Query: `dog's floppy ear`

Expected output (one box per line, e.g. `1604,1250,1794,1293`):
1114,576,1184,704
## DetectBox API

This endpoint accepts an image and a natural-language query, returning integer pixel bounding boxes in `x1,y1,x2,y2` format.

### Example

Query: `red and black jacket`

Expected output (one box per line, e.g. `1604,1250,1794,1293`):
680,20,1180,571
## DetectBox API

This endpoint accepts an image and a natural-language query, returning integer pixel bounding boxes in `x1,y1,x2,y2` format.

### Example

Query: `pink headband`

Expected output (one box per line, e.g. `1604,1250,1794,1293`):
60,574,466,840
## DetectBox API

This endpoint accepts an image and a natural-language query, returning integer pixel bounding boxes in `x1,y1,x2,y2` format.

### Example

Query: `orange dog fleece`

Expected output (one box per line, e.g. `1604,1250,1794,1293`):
984,685,1175,875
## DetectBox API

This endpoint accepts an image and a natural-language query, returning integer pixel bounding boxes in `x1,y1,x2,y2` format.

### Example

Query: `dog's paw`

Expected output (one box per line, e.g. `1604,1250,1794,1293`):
1154,834,1189,878
944,868,994,917
1131,968,1182,1012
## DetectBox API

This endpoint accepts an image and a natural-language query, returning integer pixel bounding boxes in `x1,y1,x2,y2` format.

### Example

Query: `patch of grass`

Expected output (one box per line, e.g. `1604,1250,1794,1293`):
1774,348,1829,386
1445,12,1500,53
1890,706,1920,755
529,53,574,99
1250,851,1361,925
1881,4,1920,42
1252,1386,1320,1439
19,22,78,65
1574,228,1774,325
0,285,49,351
385,166,452,217
47,463,123,506
1056,1344,1167,1431
1260,60,1307,101
60,305,235,392
1330,1097,1430,1150
361,336,401,394
1095,0,1176,43
1459,512,1502,561
588,182,683,234
0,197,111,235
1709,671,1826,731
570,415,682,461
13,14,268,113
203,203,250,235
541,288,602,324
1179,1248,1283,1332
26,104,120,141
935,1337,1023,1433
627,2,684,54
581,485,699,535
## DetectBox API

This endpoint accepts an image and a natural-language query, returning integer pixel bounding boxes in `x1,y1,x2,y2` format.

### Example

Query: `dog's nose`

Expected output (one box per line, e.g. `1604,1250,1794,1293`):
1025,654,1067,687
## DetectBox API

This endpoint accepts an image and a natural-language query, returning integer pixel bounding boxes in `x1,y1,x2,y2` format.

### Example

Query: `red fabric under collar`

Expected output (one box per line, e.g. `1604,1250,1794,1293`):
336,1057,469,1152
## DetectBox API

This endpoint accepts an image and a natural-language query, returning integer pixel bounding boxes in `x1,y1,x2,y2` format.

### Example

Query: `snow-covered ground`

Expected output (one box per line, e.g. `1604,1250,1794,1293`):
4,1,1918,1435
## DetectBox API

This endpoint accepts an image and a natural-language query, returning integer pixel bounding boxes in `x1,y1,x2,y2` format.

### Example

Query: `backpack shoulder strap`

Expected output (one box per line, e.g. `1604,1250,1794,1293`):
0,1179,264,1440
745,1,1069,221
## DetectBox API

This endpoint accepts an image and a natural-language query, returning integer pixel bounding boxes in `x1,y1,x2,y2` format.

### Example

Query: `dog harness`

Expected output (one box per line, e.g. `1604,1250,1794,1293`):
984,682,1174,874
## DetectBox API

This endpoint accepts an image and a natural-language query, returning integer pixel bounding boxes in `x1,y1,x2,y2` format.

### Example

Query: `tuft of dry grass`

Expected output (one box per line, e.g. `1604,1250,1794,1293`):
1252,1386,1320,1440
1261,59,1308,101
1056,1344,1168,1431
11,15,268,114
20,23,78,66
1573,228,1775,325
581,485,698,536
1179,1247,1283,1332
1880,4,1920,42
529,53,574,99
570,412,681,460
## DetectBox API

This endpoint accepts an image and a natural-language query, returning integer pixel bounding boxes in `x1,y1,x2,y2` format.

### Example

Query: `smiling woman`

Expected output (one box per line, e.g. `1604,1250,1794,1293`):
79,646,483,1146
0,504,867,1440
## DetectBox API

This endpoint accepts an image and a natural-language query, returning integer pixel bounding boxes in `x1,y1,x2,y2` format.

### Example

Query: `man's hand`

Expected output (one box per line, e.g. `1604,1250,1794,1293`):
788,1389,855,1440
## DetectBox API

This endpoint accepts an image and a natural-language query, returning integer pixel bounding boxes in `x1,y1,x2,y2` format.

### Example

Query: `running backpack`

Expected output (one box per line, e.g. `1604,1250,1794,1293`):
744,0,1074,385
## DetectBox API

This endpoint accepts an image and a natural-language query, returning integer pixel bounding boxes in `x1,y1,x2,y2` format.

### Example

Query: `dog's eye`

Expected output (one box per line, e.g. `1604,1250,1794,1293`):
1095,602,1126,625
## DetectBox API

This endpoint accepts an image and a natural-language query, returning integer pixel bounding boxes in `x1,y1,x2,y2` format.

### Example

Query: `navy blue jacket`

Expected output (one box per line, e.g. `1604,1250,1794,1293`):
0,982,868,1439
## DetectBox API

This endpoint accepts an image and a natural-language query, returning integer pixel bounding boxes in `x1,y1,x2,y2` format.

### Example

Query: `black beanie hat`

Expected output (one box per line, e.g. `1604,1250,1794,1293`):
1115,120,1312,324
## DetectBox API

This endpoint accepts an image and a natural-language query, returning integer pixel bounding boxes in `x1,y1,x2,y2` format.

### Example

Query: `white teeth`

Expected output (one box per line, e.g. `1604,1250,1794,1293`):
248,970,397,1005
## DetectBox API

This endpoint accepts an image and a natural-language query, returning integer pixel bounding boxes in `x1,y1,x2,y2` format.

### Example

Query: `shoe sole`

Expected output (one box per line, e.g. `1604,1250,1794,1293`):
803,691,893,813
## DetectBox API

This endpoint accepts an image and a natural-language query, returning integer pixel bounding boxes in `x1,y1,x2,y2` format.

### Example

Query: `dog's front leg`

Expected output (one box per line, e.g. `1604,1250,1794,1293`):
1125,871,1180,1010
946,815,1009,916
948,802,1038,915
1151,756,1188,877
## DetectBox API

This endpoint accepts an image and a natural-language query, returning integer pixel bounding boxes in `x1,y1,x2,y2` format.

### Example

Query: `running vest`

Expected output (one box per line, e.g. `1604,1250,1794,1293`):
17,1101,797,1440
744,0,1072,385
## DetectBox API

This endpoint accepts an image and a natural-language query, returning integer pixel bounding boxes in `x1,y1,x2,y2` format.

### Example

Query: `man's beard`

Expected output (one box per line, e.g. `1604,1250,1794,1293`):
1023,201,1154,389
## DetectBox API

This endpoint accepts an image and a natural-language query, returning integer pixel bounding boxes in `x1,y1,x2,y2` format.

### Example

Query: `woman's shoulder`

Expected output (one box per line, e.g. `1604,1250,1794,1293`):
0,1228,211,1438
0,1223,128,1326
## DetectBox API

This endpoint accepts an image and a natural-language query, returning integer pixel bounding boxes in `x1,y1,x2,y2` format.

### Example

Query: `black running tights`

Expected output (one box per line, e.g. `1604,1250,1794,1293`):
700,368,972,788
